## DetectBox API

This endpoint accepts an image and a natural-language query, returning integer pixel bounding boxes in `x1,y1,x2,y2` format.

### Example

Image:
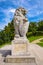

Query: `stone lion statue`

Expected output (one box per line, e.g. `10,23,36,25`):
13,7,29,38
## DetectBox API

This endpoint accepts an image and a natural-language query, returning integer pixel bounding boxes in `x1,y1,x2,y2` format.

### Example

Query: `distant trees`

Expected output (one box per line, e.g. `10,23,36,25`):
0,20,14,45
29,22,37,35
29,21,43,32
4,20,14,42
27,21,43,37
0,31,4,45
38,21,43,31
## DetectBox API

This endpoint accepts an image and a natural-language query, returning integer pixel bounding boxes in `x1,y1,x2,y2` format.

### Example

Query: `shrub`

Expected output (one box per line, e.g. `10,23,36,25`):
27,31,43,38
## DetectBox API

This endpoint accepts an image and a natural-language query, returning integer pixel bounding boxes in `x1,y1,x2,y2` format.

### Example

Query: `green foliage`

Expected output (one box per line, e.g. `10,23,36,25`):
35,31,43,36
26,32,33,37
27,31,43,38
38,21,43,31
28,21,43,36
0,19,14,46
4,20,14,42
0,39,4,45
29,22,38,35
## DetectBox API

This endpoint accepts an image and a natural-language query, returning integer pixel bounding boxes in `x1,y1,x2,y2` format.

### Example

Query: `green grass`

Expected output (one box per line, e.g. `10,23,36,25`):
40,39,43,42
28,36,43,42
0,42,11,48
36,42,43,47
36,39,43,47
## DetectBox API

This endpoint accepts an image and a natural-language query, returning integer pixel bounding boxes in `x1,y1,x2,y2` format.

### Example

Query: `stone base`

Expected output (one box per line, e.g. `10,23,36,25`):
5,55,36,63
8,37,37,64
12,37,29,56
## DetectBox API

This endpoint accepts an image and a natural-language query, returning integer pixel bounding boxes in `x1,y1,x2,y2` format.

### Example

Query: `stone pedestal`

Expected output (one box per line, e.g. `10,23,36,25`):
5,55,36,63
5,37,36,64
12,37,28,56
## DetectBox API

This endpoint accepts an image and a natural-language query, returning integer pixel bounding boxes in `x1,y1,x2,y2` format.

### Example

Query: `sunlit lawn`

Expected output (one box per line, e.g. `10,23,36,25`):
28,36,43,42
0,42,11,48
36,39,43,47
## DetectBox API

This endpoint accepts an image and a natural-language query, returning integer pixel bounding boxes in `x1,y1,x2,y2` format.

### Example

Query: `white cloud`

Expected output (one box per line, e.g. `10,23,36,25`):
2,8,15,22
0,8,16,29
3,8,15,13
9,9,15,13
36,11,43,15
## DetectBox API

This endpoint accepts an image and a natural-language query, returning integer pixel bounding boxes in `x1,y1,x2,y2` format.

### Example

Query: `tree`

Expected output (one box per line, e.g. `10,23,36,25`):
29,22,37,35
4,20,14,42
38,21,43,31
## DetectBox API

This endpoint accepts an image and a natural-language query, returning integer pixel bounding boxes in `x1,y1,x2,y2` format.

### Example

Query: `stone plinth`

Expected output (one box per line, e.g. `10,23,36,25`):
5,37,36,64
12,37,28,56
5,55,36,63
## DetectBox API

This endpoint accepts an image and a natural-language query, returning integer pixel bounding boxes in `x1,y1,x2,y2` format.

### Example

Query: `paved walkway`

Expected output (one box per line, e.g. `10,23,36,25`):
29,44,43,65
0,38,43,65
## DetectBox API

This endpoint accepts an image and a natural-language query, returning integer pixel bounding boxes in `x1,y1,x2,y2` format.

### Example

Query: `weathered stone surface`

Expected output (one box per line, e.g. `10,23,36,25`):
12,37,29,56
14,7,29,37
5,55,36,63
0,54,4,62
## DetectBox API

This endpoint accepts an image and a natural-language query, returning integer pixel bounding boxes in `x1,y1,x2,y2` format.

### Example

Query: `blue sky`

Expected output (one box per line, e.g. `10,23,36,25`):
0,0,43,29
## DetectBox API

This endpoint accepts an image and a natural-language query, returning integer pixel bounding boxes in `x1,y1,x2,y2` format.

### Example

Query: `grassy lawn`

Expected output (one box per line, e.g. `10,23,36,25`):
36,39,43,47
40,39,43,42
0,42,11,48
28,36,43,42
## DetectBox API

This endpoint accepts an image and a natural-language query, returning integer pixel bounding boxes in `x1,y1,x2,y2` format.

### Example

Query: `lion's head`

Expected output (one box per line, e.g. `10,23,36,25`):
15,7,27,16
